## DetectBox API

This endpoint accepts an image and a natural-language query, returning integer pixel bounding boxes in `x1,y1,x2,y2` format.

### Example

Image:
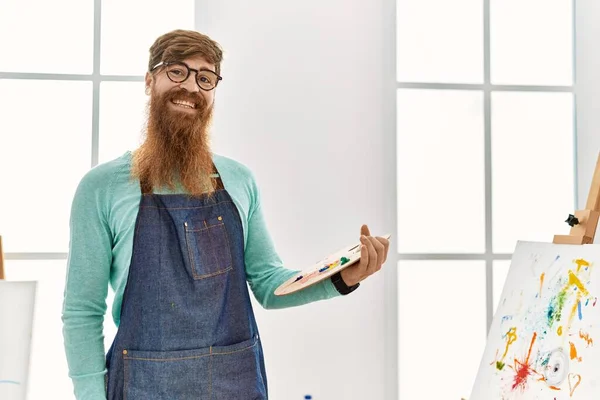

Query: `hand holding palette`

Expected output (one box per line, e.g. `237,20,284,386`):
274,233,392,296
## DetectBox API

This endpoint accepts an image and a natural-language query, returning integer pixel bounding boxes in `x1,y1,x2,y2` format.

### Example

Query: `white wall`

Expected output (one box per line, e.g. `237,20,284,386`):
576,0,600,212
196,1,396,399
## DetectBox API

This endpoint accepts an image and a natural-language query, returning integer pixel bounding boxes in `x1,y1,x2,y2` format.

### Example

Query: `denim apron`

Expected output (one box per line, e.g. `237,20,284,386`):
105,165,268,399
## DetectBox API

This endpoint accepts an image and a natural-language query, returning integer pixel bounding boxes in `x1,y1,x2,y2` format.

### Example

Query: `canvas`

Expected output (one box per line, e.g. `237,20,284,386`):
470,241,600,399
0,281,37,400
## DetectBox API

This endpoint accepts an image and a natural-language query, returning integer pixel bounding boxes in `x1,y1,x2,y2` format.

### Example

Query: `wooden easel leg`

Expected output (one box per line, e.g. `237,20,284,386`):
554,152,600,245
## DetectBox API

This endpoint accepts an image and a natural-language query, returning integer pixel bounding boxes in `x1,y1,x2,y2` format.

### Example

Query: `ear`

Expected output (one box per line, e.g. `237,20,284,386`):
145,72,152,95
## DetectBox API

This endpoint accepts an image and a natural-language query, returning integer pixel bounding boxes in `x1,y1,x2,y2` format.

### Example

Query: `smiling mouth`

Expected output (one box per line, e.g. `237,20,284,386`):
171,99,197,109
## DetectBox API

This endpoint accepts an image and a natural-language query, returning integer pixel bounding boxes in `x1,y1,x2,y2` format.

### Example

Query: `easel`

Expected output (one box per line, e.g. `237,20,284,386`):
554,152,600,245
461,153,600,400
0,236,4,280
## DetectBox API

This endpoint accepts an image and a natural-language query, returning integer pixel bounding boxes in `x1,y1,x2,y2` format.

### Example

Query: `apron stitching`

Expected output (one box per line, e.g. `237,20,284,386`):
209,346,213,400
208,224,220,270
212,340,257,356
123,354,128,400
193,267,233,280
222,227,234,272
186,222,225,232
121,340,257,362
184,226,199,279
140,200,233,210
124,354,211,362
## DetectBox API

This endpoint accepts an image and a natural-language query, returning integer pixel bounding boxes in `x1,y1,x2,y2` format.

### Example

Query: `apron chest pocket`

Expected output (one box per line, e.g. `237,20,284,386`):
184,215,233,280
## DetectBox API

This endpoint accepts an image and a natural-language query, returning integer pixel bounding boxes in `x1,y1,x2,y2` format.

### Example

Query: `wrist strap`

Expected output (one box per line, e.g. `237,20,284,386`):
331,271,360,295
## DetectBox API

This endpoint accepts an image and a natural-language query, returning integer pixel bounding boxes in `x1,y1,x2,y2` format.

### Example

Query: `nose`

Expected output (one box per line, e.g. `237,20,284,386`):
179,75,200,93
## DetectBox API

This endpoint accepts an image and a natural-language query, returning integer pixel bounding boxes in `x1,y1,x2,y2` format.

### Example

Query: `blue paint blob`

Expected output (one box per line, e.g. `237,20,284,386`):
578,300,583,320
0,380,20,385
586,298,590,307
540,353,550,366
501,315,513,323
547,304,555,321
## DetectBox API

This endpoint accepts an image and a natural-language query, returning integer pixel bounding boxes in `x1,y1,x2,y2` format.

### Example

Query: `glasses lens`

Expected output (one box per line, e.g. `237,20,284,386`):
197,71,218,90
165,63,189,83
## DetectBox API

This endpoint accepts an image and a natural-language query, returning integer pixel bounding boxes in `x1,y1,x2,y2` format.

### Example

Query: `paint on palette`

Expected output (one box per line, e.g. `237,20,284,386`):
470,242,600,400
275,233,392,296
294,256,351,284
0,380,20,385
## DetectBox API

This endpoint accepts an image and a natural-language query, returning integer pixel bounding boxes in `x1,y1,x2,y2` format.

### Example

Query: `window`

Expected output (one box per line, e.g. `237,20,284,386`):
0,1,195,397
396,0,575,399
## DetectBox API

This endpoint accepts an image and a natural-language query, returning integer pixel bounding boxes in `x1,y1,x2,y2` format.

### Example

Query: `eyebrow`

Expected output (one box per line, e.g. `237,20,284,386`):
183,62,215,73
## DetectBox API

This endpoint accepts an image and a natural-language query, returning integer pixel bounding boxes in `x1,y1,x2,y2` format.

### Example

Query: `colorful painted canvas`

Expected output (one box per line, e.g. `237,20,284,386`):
470,241,600,399
0,281,37,400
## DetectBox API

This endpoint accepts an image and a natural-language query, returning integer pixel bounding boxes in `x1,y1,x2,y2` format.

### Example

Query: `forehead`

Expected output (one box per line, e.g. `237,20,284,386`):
178,55,215,72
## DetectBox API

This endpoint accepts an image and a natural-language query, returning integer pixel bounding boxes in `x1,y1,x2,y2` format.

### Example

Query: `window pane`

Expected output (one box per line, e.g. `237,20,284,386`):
398,260,486,399
0,80,92,253
5,260,118,400
0,0,93,73
492,92,574,253
493,260,511,313
99,82,147,163
397,0,483,83
397,89,485,253
101,0,195,75
491,0,573,85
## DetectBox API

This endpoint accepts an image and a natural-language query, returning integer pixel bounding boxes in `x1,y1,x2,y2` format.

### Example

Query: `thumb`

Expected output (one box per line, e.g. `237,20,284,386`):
361,224,370,236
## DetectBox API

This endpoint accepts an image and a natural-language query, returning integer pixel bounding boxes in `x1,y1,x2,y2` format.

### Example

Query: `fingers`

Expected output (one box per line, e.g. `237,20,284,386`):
367,236,384,273
359,236,369,271
356,227,390,281
361,224,370,237
375,236,390,264
360,235,377,275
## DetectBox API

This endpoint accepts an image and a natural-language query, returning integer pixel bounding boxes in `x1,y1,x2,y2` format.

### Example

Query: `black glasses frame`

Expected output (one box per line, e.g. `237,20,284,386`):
150,61,223,91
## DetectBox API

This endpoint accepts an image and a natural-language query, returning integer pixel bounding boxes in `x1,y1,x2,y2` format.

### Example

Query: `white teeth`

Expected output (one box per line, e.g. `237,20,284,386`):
172,99,196,109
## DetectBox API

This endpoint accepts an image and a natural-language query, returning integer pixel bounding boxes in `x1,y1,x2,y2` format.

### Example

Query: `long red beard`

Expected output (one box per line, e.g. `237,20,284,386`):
132,86,216,197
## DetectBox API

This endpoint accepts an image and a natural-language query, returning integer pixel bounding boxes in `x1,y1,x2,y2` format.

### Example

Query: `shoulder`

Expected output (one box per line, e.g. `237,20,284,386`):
73,152,132,201
212,153,261,215
212,153,260,194
213,153,256,183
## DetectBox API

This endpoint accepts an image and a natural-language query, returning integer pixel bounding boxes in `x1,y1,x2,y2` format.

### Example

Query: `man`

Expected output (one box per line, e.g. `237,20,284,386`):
62,29,389,400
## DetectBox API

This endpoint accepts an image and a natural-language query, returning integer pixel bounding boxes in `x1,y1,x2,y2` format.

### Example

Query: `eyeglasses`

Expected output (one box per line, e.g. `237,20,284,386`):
150,61,222,91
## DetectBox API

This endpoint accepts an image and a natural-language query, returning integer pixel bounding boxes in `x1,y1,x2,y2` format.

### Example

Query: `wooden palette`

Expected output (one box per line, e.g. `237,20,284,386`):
274,233,392,296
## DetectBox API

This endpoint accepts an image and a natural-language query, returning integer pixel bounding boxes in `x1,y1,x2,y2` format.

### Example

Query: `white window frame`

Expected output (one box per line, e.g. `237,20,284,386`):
383,0,577,398
0,0,206,262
